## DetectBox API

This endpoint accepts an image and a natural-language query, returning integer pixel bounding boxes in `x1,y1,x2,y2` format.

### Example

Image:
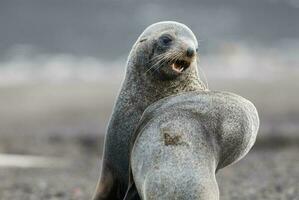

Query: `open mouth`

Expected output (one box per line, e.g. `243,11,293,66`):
170,60,190,73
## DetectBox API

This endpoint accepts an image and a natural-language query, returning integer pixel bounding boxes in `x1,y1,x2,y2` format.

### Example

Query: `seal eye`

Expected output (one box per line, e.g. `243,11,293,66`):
159,34,173,45
196,48,199,52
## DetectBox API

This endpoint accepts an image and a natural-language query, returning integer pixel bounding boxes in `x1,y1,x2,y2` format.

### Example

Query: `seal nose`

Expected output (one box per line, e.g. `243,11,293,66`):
186,47,195,58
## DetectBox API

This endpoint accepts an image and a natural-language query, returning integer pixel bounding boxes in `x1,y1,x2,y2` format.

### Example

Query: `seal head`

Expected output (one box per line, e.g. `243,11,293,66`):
130,21,199,80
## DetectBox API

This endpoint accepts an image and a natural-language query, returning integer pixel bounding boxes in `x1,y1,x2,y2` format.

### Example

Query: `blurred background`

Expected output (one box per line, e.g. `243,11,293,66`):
0,0,298,199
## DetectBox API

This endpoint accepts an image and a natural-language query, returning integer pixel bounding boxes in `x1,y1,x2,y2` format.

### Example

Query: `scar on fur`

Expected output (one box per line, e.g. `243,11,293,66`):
161,128,187,146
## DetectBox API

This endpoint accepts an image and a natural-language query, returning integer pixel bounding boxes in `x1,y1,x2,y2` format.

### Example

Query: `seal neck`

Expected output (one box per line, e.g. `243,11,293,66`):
123,62,206,106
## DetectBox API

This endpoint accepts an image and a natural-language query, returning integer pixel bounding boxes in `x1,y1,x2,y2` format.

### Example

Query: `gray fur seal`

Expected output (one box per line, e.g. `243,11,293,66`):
93,21,206,200
125,91,259,200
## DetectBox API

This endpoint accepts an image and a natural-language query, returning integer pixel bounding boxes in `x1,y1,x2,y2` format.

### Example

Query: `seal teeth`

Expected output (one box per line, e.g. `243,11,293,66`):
171,60,190,73
171,63,182,73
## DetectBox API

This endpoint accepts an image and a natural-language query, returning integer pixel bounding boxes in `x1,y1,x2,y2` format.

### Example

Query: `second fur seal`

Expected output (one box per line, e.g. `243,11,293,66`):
93,21,207,200
125,91,259,200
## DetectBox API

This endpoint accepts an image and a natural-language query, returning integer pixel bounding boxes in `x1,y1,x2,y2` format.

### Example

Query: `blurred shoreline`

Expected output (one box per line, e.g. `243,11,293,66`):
0,76,298,154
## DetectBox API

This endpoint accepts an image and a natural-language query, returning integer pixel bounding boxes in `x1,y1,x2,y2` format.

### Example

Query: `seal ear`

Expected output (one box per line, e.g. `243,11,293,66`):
139,38,147,43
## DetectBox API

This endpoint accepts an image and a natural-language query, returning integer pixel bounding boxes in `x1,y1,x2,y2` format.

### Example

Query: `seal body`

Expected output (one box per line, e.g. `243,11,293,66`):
93,21,206,200
129,91,259,200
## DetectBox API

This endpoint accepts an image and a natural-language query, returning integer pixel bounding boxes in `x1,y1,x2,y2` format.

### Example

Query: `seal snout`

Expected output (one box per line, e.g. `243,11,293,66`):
169,46,195,74
186,47,195,58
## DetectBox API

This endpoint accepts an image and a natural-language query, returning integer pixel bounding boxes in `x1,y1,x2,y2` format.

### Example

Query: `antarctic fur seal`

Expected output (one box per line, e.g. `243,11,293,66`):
93,21,207,200
125,91,259,200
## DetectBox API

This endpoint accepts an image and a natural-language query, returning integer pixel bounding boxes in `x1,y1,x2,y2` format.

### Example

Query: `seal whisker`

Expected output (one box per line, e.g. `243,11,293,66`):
144,60,165,75
150,51,173,61
151,51,179,74
151,51,178,73
144,51,174,75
